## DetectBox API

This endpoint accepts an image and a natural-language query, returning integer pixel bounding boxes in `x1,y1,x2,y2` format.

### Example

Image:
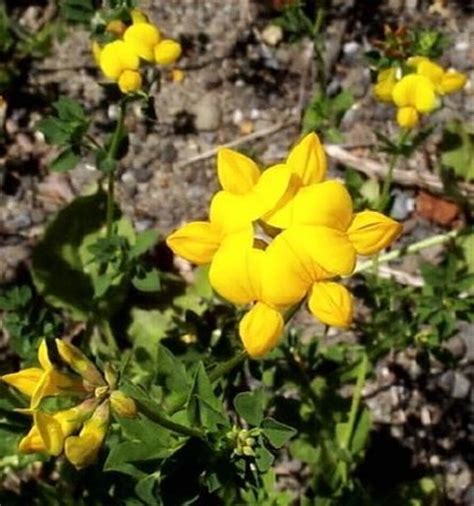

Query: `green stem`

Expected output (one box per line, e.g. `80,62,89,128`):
137,401,205,439
341,353,368,451
99,319,119,355
105,101,127,238
377,129,410,212
312,1,327,98
355,229,460,274
209,350,248,382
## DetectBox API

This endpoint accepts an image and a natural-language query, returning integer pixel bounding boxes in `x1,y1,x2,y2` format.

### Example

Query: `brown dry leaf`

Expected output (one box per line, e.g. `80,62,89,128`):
416,191,460,225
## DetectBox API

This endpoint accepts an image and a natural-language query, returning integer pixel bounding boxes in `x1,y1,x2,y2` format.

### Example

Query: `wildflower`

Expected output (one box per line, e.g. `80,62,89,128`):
99,40,142,94
1,340,84,409
166,133,402,357
208,230,283,358
408,56,467,95
392,74,437,128
1,339,137,468
374,67,398,102
154,39,182,65
166,148,290,263
263,133,327,229
123,22,160,62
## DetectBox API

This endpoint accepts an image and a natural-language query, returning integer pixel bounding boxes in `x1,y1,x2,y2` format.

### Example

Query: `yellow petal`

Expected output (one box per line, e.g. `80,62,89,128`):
396,106,419,129
347,210,402,255
297,225,356,276
118,70,142,93
130,9,148,24
308,282,353,328
38,339,52,370
416,60,444,87
217,148,260,195
99,40,140,80
392,74,437,113
166,221,222,265
1,368,44,397
55,340,105,386
209,191,257,233
208,229,259,304
64,401,110,469
251,163,292,216
154,39,182,65
123,23,160,62
19,425,46,454
262,226,355,308
55,399,98,437
92,40,102,66
407,56,429,68
34,411,64,456
239,303,283,358
374,67,397,102
286,132,327,185
31,369,85,409
292,180,353,230
262,173,301,229
110,391,138,418
440,71,467,95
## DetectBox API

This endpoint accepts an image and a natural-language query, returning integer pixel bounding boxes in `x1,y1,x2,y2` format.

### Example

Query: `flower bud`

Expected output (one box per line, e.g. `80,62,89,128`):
118,70,142,93
154,39,182,65
110,390,138,418
308,282,353,328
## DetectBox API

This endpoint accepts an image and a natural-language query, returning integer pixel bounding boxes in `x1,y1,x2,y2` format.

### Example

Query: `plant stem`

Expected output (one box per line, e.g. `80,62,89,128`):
137,400,205,439
209,350,248,382
341,353,368,451
377,129,410,212
355,229,460,274
105,101,127,238
312,0,327,98
99,319,119,355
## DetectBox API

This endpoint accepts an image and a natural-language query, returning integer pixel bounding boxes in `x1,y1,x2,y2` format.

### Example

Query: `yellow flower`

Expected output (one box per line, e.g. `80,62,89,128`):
166,149,290,263
262,183,402,308
130,9,149,24
263,132,327,229
392,74,438,128
208,230,283,358
308,282,353,328
65,400,110,469
374,67,398,103
408,56,467,95
99,40,140,80
123,22,160,62
1,340,85,409
154,39,182,65
118,69,142,93
5,339,136,467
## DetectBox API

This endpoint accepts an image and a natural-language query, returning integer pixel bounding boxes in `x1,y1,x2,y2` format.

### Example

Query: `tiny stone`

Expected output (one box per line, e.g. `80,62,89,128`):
134,168,153,183
160,143,178,164
451,372,471,399
420,406,431,426
193,93,222,131
443,336,466,360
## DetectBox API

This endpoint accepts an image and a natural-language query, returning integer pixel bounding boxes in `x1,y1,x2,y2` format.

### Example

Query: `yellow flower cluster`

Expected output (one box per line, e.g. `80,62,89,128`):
167,134,402,358
93,9,182,94
1,340,136,468
374,56,467,129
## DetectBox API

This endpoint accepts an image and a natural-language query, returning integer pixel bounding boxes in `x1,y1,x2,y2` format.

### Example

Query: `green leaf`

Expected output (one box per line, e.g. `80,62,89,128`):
60,0,95,24
186,363,228,431
132,268,161,292
255,444,274,473
130,229,159,258
135,473,161,506
53,96,86,122
96,148,117,174
233,391,265,427
37,117,72,145
441,121,474,181
31,192,128,320
350,408,372,456
261,417,296,448
49,147,81,172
